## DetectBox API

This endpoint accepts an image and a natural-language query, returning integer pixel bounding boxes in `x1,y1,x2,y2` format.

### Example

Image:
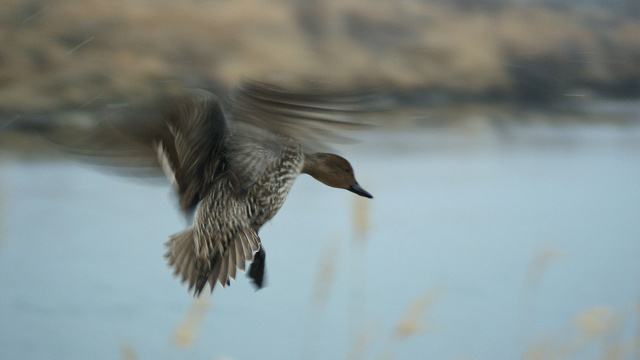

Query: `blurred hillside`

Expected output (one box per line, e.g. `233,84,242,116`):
1,0,639,115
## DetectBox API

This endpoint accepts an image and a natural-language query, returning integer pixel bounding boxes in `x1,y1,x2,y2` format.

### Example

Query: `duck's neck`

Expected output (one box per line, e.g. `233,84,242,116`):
302,153,326,180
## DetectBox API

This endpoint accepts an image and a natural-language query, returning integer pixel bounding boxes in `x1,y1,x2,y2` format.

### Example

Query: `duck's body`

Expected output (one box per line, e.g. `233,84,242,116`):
167,125,307,295
58,80,373,296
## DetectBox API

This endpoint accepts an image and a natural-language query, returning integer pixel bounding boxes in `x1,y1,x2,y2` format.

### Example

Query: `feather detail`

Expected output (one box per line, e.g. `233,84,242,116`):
228,241,238,280
218,254,229,287
234,237,246,271
164,228,196,286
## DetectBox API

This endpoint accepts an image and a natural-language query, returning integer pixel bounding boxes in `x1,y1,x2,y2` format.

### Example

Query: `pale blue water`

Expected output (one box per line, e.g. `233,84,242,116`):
1,122,639,359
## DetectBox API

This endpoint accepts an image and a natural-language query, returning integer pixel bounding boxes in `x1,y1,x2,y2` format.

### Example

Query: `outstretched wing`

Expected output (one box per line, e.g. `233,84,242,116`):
154,90,227,213
46,80,381,208
224,79,379,188
46,90,229,215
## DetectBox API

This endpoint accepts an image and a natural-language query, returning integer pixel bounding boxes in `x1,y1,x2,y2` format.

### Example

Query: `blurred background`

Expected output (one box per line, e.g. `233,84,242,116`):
1,0,639,359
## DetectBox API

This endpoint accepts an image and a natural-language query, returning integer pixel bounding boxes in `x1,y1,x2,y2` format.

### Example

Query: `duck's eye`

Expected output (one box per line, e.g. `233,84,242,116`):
345,168,351,173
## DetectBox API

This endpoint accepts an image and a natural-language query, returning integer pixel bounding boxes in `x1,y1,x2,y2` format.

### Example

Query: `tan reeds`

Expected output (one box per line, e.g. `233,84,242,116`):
375,289,442,360
349,323,382,360
525,248,565,291
523,306,631,360
119,343,137,360
575,307,620,338
310,235,342,307
172,296,210,348
393,291,441,338
303,235,342,360
516,245,564,358
347,195,372,359
4,0,639,113
352,195,371,240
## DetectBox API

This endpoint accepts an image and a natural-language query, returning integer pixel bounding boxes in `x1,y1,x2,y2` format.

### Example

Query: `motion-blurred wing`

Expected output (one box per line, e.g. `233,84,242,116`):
225,79,378,187
156,90,228,213
47,89,228,215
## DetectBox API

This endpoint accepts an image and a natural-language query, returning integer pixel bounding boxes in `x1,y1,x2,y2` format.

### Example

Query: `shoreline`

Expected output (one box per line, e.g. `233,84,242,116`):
1,0,638,114
2,98,639,159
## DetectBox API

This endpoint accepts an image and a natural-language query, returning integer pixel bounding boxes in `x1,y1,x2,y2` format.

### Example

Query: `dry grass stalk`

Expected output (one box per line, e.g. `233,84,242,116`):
523,342,551,360
310,236,341,306
516,247,564,358
172,296,210,348
600,345,628,360
525,248,564,291
373,291,441,360
119,343,138,360
302,236,342,360
347,323,381,360
348,195,372,359
575,307,620,338
352,195,370,241
523,306,632,360
394,290,441,338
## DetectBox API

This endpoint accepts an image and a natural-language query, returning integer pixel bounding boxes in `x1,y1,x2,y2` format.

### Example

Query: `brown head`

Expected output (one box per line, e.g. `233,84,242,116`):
302,153,373,198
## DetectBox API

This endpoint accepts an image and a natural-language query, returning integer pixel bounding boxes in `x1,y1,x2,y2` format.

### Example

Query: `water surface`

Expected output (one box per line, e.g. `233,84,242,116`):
1,122,639,359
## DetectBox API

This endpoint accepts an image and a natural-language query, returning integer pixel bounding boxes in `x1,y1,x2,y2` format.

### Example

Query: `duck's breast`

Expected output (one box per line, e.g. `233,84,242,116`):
249,138,304,227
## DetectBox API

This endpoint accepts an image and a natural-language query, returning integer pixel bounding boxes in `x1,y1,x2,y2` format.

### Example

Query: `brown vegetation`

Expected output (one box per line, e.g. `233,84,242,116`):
1,0,638,114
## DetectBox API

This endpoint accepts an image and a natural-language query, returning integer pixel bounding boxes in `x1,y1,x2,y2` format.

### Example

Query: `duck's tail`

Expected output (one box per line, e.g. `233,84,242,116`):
164,228,198,292
164,227,261,297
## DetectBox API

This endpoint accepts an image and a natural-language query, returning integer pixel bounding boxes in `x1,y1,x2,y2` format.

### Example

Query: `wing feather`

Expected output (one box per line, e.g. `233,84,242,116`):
224,79,379,188
228,79,378,150
235,237,246,271
206,255,222,293
218,254,229,287
228,241,237,281
45,80,379,201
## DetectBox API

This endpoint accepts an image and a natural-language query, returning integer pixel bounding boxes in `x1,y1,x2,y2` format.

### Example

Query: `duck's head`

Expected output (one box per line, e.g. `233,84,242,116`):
303,153,373,199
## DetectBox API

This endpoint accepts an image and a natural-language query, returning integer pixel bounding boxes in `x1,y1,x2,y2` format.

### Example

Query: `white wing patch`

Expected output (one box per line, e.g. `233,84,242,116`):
156,139,178,189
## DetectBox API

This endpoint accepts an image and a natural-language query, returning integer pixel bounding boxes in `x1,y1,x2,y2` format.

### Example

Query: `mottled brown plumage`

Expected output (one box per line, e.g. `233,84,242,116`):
53,80,374,296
